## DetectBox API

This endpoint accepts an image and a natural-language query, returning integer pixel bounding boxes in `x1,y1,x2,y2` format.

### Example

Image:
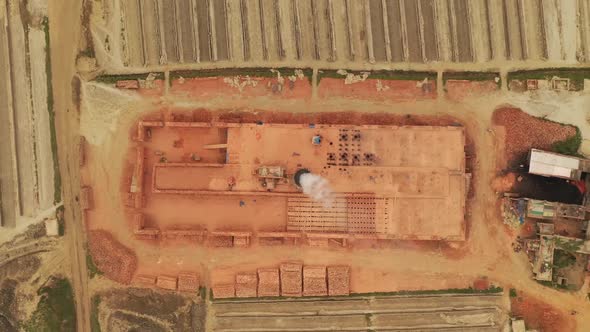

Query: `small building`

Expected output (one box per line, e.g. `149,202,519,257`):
537,222,555,235
531,236,554,281
528,149,588,181
45,218,59,237
526,199,586,221
511,319,526,332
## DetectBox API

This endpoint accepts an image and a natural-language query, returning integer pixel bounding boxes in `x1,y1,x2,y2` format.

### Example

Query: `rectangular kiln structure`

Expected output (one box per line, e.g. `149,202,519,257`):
134,121,467,241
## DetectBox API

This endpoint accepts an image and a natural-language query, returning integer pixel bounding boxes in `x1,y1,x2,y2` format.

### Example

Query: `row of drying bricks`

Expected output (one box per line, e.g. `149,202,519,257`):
213,263,350,299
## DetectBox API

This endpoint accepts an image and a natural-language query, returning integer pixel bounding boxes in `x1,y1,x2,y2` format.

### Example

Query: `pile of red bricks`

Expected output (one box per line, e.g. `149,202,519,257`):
280,262,303,297
303,266,328,296
235,273,258,297
80,186,93,210
87,230,137,284
327,266,350,296
257,268,280,297
134,272,200,293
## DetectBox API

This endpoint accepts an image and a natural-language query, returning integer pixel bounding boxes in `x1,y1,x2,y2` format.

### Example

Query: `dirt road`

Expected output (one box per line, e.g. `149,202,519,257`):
47,0,90,331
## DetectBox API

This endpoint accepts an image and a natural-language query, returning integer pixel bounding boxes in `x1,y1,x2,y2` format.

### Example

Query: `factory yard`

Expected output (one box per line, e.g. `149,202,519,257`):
130,120,467,241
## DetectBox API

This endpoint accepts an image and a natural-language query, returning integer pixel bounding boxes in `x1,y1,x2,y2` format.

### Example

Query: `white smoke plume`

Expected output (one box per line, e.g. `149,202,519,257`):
299,173,335,208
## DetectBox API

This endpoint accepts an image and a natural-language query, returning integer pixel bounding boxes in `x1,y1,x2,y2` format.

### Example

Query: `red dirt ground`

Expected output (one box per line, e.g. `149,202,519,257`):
511,291,576,332
492,107,577,166
445,80,498,101
135,79,165,97
169,76,312,99
318,78,436,101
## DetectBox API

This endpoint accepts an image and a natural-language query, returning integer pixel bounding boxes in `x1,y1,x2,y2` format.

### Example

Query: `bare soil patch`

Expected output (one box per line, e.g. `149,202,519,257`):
510,290,576,332
93,287,205,332
445,80,498,101
318,78,437,102
169,77,312,100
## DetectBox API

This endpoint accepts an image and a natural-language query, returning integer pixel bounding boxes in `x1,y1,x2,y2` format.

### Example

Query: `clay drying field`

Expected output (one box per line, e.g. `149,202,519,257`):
0,0,57,228
208,293,508,331
92,0,590,69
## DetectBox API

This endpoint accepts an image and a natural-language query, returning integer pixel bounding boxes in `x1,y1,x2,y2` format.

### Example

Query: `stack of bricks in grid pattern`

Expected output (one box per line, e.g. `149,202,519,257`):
212,263,349,299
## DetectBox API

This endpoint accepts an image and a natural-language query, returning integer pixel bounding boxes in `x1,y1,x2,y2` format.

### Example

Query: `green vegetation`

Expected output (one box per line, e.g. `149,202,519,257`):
507,68,590,91
170,67,314,84
86,251,102,278
553,250,577,269
90,295,101,332
23,277,76,332
94,72,165,84
42,17,61,204
348,286,503,297
554,237,584,253
56,205,65,236
199,286,207,300
317,69,436,82
211,286,503,302
509,288,518,298
535,280,570,291
552,127,582,156
78,48,95,59
443,71,500,83
442,71,501,89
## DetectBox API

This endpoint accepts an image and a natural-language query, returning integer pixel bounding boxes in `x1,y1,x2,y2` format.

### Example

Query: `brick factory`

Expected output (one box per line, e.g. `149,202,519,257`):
123,117,468,246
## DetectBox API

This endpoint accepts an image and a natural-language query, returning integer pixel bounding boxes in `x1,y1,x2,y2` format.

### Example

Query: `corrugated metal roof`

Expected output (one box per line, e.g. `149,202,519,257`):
529,149,580,179
530,149,580,168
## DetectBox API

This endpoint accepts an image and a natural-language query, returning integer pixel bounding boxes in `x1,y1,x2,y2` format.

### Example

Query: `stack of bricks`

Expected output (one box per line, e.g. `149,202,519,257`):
235,273,257,297
178,272,200,292
80,186,94,210
303,265,327,296
212,284,235,299
327,266,350,296
161,229,206,242
257,268,280,297
135,274,156,287
133,213,160,240
233,235,250,247
156,275,178,290
280,262,303,297
208,235,234,247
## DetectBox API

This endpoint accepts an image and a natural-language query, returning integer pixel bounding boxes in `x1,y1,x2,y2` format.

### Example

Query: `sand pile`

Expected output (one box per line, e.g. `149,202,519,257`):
88,230,138,284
